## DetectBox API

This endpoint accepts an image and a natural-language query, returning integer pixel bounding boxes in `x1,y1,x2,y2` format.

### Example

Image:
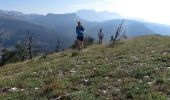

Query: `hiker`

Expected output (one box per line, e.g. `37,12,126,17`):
76,21,85,51
98,28,104,45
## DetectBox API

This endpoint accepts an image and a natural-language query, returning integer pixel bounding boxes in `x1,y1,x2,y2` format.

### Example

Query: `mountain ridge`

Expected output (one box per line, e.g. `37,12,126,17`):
0,9,170,51
0,16,72,50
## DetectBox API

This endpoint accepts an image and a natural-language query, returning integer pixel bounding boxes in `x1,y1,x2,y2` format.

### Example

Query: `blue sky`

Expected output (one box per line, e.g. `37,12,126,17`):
0,0,170,25
0,0,101,14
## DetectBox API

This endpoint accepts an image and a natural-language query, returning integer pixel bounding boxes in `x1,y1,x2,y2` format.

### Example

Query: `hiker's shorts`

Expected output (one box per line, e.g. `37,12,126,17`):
77,36,84,41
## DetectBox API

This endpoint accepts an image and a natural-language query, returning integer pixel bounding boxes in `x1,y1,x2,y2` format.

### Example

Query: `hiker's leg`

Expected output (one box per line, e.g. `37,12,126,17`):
77,40,80,50
78,41,83,51
76,40,78,49
82,40,84,47
99,38,102,45
80,41,83,49
81,37,84,49
76,40,79,48
99,38,101,44
101,38,103,44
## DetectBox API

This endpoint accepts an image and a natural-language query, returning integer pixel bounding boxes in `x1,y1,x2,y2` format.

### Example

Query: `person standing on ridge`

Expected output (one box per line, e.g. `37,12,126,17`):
76,21,85,51
98,28,104,45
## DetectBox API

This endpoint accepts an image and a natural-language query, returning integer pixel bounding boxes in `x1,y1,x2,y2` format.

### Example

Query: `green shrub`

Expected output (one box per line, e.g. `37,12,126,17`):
40,53,48,59
121,82,151,99
130,65,155,79
147,92,167,100
155,78,166,85
71,51,79,57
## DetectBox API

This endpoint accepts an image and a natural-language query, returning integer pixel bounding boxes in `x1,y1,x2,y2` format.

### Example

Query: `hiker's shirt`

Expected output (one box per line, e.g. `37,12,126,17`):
76,26,84,37
98,32,104,38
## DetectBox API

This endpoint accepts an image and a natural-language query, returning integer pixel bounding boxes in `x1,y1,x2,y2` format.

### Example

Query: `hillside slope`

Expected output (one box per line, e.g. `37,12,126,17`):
0,35,170,99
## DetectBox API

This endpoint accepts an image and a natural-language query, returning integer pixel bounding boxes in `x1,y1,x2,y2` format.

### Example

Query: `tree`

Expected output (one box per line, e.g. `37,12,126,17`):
111,20,127,44
0,55,2,66
15,43,27,61
84,36,95,46
120,30,128,40
26,30,33,59
24,30,41,59
55,38,64,52
0,30,42,66
0,49,16,66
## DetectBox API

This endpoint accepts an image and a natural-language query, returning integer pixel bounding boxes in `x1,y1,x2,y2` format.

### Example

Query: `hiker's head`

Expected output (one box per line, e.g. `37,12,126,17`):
77,21,81,26
100,29,102,32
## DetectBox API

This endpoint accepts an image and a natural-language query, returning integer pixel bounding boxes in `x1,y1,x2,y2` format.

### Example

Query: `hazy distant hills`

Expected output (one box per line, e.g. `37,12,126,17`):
28,13,95,36
144,23,170,36
0,9,170,50
86,20,156,41
0,15,72,51
76,9,124,22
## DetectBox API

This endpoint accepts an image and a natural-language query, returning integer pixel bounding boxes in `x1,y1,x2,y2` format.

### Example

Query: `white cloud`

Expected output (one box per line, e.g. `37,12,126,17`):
92,0,170,24
53,0,170,24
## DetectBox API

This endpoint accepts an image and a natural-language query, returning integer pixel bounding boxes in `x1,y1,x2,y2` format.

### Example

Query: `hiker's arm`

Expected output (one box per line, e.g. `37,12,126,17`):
82,27,85,32
76,27,79,34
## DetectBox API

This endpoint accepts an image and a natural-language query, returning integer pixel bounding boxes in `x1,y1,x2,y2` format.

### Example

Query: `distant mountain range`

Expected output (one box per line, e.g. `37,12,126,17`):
76,9,124,22
0,13,72,51
0,9,170,51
